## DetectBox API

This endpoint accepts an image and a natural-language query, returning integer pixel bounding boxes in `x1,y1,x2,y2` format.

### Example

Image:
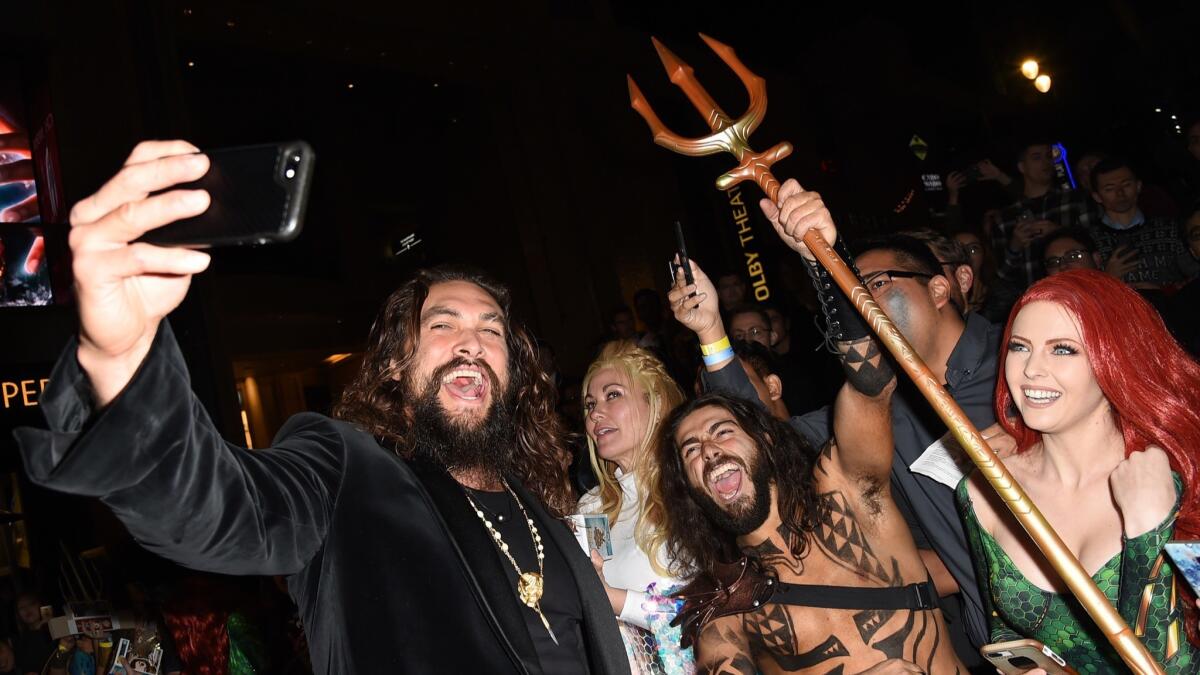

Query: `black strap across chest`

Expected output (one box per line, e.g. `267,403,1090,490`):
769,578,940,611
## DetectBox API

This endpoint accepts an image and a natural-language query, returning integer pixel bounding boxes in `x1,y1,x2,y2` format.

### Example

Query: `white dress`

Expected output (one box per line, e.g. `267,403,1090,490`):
576,469,680,630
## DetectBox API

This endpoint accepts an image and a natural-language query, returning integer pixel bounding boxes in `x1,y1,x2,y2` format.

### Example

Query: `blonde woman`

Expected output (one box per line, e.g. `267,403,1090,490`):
578,341,692,674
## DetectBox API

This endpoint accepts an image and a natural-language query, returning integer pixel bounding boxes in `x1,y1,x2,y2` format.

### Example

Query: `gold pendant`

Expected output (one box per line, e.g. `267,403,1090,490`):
518,572,543,608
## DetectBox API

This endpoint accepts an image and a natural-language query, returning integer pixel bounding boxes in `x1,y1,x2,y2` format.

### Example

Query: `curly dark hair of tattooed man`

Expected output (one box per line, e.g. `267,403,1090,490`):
655,392,824,580
332,264,574,517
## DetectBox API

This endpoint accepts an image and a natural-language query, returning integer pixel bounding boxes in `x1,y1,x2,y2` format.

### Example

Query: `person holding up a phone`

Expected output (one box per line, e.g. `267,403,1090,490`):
12,141,631,675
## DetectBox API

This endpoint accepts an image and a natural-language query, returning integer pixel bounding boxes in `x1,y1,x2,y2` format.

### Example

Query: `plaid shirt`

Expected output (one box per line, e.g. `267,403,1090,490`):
994,188,1094,287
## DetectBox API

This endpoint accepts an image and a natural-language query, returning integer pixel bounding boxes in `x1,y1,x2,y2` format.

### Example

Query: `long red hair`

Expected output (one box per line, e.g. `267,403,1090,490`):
995,269,1200,642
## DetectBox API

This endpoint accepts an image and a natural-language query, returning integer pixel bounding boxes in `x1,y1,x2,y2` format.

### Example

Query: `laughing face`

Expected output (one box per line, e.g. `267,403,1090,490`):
584,366,650,472
1005,301,1109,436
674,404,773,535
409,280,510,428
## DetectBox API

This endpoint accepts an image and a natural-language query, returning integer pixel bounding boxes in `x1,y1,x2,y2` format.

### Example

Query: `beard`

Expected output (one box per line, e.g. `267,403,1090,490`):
688,449,774,536
403,357,517,481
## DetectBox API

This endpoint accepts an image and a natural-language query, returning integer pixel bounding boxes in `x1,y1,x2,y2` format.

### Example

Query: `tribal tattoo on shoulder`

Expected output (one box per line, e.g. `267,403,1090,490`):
742,524,806,576
836,336,893,397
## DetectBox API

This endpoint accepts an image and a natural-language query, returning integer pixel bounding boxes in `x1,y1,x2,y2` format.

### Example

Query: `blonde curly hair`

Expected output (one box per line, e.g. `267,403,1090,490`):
582,340,685,576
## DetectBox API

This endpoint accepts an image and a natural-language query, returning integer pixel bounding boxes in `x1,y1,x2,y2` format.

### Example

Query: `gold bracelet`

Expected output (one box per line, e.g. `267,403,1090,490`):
700,336,731,356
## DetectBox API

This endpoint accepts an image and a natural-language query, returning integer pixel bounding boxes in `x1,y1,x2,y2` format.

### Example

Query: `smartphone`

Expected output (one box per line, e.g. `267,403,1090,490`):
137,140,315,247
1165,541,1200,596
982,639,1075,674
674,220,695,286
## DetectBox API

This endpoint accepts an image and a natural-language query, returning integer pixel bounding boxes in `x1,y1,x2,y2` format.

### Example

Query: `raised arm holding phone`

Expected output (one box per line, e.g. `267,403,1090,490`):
15,141,630,675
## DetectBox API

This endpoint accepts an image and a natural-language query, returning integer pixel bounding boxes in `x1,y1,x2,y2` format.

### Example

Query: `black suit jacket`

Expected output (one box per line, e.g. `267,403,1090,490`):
14,323,629,675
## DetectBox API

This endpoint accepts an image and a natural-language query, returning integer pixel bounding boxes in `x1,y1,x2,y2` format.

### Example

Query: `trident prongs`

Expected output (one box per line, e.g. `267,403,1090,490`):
627,33,792,198
626,34,1166,674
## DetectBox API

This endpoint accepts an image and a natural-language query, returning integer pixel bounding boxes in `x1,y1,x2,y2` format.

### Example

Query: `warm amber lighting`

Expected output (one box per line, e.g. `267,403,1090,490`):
1021,59,1039,80
1034,74,1052,93
325,353,353,365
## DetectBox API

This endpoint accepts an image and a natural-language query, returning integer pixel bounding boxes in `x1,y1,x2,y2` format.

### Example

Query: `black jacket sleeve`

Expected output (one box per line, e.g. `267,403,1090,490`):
13,322,344,576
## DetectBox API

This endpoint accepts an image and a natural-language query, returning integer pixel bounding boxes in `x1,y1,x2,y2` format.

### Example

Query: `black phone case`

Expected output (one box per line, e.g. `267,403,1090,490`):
138,140,315,247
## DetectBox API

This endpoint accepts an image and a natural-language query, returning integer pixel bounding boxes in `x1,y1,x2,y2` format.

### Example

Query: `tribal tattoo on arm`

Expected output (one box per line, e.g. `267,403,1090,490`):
836,336,894,398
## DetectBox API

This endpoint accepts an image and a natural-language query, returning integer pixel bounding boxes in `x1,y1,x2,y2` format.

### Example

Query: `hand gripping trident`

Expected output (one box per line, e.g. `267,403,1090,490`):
628,34,1165,674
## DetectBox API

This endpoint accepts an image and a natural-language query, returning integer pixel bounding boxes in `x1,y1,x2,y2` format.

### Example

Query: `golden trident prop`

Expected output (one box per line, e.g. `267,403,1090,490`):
627,34,1165,674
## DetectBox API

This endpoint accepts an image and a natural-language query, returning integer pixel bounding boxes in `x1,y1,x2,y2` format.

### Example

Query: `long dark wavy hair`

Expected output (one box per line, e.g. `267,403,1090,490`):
655,392,823,580
333,265,574,516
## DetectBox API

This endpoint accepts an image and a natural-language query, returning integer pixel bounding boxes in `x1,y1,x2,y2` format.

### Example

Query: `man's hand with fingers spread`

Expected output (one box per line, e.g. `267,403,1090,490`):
70,140,214,406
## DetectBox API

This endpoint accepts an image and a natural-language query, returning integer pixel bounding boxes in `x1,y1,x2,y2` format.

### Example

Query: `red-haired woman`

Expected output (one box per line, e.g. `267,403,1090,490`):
957,269,1200,671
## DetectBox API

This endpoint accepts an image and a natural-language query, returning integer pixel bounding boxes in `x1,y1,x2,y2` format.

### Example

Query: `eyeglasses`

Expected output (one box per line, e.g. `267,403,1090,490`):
1043,249,1089,269
861,269,934,293
732,326,769,340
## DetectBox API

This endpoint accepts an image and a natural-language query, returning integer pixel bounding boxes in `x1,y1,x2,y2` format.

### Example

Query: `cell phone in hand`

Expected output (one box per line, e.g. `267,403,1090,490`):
1166,541,1200,596
674,220,695,286
981,639,1076,674
138,140,315,247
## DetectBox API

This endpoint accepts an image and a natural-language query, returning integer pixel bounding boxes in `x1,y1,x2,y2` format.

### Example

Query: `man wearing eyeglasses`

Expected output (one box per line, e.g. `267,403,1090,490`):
1038,227,1137,279
725,305,776,348
669,180,1008,670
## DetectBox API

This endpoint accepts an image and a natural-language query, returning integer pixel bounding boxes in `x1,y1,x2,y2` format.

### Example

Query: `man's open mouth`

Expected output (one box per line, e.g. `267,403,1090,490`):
442,367,487,401
706,462,744,503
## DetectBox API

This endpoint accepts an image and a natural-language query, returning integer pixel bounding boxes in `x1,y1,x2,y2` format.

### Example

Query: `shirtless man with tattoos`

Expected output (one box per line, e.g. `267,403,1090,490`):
658,180,966,674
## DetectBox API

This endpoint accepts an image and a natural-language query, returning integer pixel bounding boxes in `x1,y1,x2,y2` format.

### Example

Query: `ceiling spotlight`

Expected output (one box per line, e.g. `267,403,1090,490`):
1021,60,1039,80
1155,108,1162,113
186,60,195,67
347,83,355,89
1034,74,1052,93
1171,114,1178,120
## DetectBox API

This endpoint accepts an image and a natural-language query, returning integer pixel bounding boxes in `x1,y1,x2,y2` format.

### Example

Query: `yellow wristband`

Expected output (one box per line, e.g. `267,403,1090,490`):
700,336,731,356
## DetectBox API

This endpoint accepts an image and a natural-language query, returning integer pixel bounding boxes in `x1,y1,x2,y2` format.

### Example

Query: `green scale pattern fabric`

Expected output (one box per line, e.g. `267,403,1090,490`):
957,473,1198,673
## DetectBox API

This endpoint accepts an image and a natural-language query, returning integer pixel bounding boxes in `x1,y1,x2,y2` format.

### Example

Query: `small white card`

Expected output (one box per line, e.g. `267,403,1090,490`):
567,514,613,559
910,430,974,489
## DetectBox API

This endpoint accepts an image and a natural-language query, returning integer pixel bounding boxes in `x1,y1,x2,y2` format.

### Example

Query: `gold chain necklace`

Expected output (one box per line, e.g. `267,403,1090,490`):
464,483,558,645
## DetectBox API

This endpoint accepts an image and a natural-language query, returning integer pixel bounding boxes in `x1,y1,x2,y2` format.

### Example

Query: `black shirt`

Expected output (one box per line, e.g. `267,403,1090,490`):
468,488,589,675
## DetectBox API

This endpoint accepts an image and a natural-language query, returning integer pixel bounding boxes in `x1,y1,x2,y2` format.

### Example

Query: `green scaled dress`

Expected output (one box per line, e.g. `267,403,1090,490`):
957,473,1198,674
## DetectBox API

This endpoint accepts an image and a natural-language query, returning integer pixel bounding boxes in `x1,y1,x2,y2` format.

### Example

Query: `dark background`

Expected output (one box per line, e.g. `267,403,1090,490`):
0,0,1197,597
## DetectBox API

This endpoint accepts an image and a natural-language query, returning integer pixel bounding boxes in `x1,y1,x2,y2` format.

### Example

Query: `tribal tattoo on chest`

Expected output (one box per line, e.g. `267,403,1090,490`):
715,491,953,673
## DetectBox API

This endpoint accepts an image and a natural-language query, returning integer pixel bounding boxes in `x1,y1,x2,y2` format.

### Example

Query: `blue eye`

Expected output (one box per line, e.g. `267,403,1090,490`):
1007,341,1028,353
1051,343,1078,356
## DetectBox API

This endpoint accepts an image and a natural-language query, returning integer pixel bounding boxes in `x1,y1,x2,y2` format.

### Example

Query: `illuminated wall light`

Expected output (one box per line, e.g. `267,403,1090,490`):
240,409,254,449
347,83,355,89
1171,114,1178,120
186,60,195,68
1034,75,1052,93
1155,108,1162,113
1020,60,1039,80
